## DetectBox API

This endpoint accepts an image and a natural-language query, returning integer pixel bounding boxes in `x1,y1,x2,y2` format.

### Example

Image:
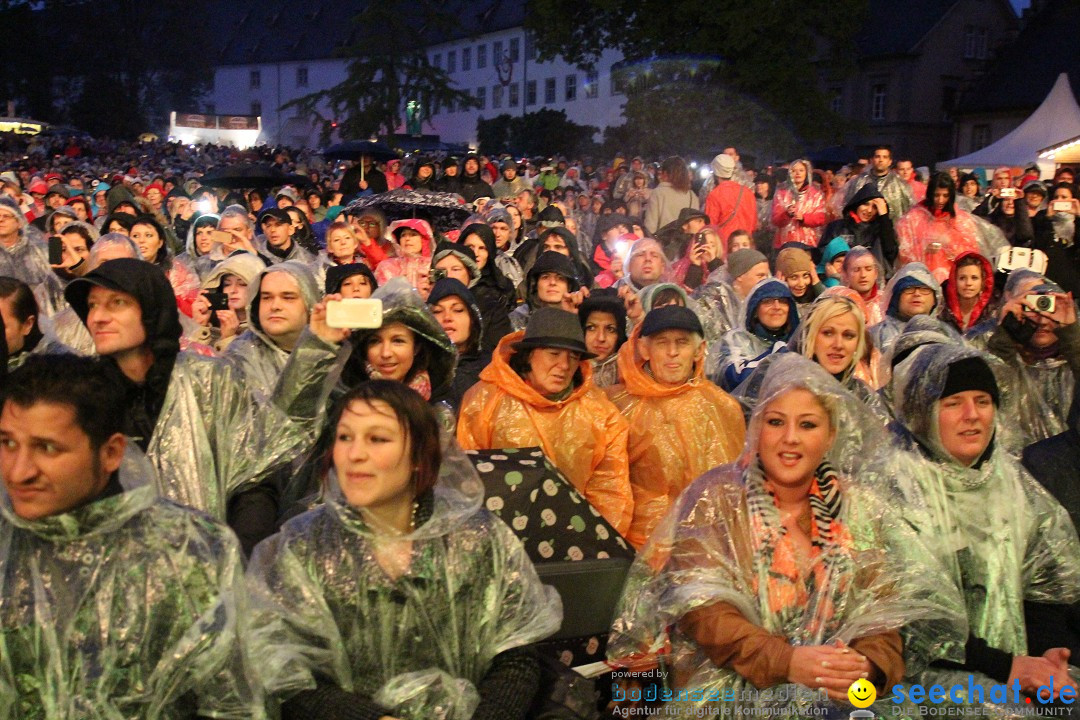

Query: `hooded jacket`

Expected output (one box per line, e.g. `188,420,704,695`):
0,452,262,719
821,182,898,269
869,262,943,355
508,250,580,331
458,223,515,351
0,197,65,317
456,154,495,203
428,277,490,410
710,278,800,391
178,212,222,280
939,251,996,340
64,258,337,522
770,162,827,248
896,202,1006,285
606,324,746,548
843,168,914,223
198,252,268,352
457,331,633,536
223,261,321,401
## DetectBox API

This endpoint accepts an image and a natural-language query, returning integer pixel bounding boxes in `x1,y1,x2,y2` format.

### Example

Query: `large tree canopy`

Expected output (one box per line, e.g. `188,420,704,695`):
526,0,867,142
477,108,598,157
284,1,477,145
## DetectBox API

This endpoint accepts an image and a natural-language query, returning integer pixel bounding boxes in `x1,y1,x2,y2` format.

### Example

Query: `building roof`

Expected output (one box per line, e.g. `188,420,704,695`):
956,0,1080,115
213,0,526,67
854,0,960,57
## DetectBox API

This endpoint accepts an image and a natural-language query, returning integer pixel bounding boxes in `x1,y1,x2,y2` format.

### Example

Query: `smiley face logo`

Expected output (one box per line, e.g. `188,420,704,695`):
848,678,876,708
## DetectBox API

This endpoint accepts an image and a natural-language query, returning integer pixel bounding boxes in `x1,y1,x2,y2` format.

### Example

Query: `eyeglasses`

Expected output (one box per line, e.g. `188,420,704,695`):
900,287,934,297
759,298,787,308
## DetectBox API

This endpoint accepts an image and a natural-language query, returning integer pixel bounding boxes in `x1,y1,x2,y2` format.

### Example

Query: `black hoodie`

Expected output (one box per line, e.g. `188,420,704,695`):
64,258,182,450
427,277,490,409
458,223,515,350
822,182,898,268
455,154,494,203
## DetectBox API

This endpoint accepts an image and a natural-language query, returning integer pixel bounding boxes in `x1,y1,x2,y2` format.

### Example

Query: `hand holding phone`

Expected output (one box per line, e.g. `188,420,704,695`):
48,235,63,265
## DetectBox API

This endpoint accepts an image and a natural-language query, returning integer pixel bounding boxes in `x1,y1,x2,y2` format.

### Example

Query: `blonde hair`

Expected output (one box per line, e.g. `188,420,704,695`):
800,296,867,378
327,220,361,247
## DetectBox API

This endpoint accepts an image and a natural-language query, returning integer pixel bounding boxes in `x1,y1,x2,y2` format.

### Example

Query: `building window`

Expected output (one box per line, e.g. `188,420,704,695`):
526,79,537,106
462,47,471,71
509,82,519,107
964,25,989,60
249,70,261,89
251,101,261,116
565,73,577,102
493,40,503,64
477,44,487,69
447,50,456,74
871,84,886,121
585,69,598,99
941,86,957,122
493,84,503,109
545,77,556,104
432,53,441,69
296,67,308,87
830,88,842,114
476,86,486,110
971,124,991,152
509,37,520,62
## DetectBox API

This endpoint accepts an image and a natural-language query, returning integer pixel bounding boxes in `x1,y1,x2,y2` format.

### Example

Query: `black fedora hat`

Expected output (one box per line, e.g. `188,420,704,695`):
512,307,596,359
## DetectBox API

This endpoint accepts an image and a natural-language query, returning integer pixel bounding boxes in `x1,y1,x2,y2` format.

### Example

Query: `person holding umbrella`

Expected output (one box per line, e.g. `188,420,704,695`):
340,154,388,199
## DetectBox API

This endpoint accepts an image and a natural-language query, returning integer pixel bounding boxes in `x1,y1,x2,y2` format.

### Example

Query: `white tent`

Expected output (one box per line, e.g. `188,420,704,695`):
939,73,1080,173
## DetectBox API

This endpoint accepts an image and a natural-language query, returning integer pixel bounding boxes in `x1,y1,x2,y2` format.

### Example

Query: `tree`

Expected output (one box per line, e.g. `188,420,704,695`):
476,108,599,157
526,0,867,142
284,1,478,145
0,0,212,137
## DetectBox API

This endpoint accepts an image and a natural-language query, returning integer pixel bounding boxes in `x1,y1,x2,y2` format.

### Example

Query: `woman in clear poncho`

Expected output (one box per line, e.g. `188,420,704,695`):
248,381,562,720
608,353,966,717
872,343,1080,714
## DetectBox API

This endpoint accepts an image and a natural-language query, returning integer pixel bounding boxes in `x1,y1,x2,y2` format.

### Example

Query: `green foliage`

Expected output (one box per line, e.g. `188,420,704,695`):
526,0,867,142
0,0,212,137
476,108,599,157
284,1,477,144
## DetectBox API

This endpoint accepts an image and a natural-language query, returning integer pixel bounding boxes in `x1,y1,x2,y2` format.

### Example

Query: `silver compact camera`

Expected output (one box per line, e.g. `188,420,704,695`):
1025,293,1056,314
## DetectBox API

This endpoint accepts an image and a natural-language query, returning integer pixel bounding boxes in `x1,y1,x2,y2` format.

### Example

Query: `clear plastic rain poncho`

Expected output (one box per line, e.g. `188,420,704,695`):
247,442,562,720
841,169,914,223
608,354,966,717
896,204,1008,284
690,267,742,344
0,199,66,317
0,449,262,719
223,260,322,402
709,277,800,391
870,343,1080,714
868,261,945,356
606,322,746,549
984,269,1080,444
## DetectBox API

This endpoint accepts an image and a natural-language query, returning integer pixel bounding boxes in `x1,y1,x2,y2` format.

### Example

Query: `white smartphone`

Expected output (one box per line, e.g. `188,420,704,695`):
326,298,383,329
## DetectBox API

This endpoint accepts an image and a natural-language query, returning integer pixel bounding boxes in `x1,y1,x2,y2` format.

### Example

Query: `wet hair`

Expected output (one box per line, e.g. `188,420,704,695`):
651,286,685,308
60,222,97,249
660,156,692,193
0,276,42,351
3,354,124,451
219,204,254,231
325,380,442,496
105,213,136,234
954,255,985,277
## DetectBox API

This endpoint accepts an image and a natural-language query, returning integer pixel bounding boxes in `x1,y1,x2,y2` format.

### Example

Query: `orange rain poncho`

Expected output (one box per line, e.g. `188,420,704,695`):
606,326,746,549
457,331,634,536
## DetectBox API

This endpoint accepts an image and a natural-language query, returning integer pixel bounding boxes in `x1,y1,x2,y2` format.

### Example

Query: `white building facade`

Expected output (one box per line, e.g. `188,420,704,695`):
207,22,626,149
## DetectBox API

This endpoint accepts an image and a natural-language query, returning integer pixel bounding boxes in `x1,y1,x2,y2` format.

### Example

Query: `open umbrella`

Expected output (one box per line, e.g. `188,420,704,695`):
345,189,472,233
322,140,399,162
198,163,311,189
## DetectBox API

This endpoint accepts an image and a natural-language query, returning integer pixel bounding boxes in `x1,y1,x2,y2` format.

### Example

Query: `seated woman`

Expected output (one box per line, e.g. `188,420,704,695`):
428,277,489,411
880,343,1080,712
249,380,561,720
939,251,997,346
191,252,266,353
609,353,964,716
776,246,825,318
457,307,633,536
578,293,628,389
711,277,800,391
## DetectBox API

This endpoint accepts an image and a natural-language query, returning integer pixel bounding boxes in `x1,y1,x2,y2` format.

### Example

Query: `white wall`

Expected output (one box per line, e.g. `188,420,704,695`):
209,28,626,148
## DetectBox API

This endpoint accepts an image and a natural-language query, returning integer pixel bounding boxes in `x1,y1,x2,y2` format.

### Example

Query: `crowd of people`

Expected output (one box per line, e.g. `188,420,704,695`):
0,130,1079,719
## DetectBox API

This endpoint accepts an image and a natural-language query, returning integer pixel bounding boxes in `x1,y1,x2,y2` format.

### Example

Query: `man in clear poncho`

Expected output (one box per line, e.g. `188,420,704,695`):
62,258,339,526
868,261,945,356
247,382,561,720
877,342,1080,714
606,305,746,549
608,354,966,717
0,355,262,719
691,248,770,345
840,145,914,223
985,269,1080,444
223,260,322,402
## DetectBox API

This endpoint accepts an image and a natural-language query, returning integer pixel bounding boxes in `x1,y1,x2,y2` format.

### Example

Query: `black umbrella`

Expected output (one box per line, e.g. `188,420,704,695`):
322,140,399,162
198,163,311,190
345,189,472,233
